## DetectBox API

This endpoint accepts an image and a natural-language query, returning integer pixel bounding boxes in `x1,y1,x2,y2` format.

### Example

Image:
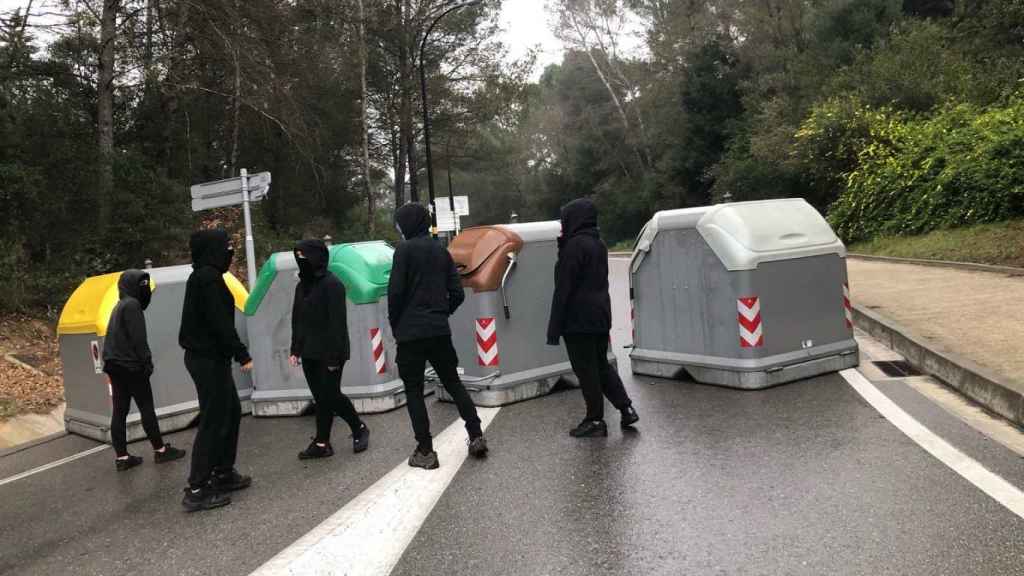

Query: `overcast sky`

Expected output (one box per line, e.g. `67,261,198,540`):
1,0,575,77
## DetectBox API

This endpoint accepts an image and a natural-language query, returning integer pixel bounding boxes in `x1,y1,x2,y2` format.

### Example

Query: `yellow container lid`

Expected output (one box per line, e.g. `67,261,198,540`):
57,272,122,336
58,271,248,337
223,273,249,312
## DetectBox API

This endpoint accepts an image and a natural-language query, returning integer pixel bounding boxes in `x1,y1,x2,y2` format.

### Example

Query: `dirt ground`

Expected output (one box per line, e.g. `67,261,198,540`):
0,315,64,419
848,259,1024,384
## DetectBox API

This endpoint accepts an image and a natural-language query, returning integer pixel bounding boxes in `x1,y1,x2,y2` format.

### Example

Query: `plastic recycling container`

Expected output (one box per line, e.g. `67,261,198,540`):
628,198,859,389
244,241,407,415
57,265,252,443
445,221,614,406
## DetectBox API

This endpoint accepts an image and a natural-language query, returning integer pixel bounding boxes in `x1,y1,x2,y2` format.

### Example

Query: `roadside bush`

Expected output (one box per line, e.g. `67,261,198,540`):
826,95,1024,243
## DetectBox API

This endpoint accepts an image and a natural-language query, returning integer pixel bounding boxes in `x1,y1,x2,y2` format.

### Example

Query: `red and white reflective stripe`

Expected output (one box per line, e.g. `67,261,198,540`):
630,301,636,343
476,317,499,367
843,283,853,330
738,296,764,348
369,328,386,375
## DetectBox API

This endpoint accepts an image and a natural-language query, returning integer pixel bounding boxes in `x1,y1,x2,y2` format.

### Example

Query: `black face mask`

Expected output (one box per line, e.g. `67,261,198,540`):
296,252,315,279
138,279,152,310
220,247,235,273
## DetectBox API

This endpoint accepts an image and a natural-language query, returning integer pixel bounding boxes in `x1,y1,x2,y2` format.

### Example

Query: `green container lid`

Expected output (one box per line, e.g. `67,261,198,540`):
328,241,393,305
244,255,279,316
244,241,393,316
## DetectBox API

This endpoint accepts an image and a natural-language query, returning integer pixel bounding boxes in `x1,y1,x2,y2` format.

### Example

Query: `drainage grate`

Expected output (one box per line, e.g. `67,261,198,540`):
873,360,923,378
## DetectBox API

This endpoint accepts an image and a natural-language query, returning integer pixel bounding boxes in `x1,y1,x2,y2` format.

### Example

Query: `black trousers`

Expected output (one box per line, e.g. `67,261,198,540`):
564,333,632,421
107,367,164,457
301,358,362,443
397,335,481,452
184,352,241,488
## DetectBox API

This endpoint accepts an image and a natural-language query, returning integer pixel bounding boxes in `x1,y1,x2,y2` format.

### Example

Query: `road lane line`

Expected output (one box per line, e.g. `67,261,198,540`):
841,368,1024,519
0,444,110,488
250,407,501,576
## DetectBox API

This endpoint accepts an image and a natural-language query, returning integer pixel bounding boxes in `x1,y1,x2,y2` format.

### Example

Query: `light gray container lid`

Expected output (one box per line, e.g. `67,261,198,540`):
497,221,561,243
632,199,846,272
147,264,193,283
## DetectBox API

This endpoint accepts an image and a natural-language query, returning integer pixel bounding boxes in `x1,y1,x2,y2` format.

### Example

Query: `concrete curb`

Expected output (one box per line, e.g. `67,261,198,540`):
849,253,1024,276
851,304,1024,429
0,430,67,458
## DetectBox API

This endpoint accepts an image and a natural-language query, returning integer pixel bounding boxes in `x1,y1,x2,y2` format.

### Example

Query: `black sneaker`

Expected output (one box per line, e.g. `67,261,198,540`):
299,439,334,460
115,455,143,471
570,419,608,438
352,424,370,454
408,448,440,470
154,444,187,464
620,405,640,429
468,436,489,458
182,485,232,513
211,468,252,492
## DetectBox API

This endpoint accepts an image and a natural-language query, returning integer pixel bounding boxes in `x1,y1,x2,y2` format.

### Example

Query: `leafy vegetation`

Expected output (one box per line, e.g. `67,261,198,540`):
2,0,1023,313
850,219,1024,269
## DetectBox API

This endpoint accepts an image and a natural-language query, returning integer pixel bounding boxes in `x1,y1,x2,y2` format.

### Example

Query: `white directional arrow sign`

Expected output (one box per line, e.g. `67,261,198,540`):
191,171,271,200
188,169,271,289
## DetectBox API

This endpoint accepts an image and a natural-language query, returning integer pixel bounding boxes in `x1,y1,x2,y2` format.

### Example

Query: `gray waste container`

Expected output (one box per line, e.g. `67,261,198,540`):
629,198,859,388
244,241,409,416
445,221,619,406
58,265,253,443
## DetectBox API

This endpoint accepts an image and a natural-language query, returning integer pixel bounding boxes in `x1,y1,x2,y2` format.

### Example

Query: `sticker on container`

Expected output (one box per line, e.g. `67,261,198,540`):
476,317,499,366
737,297,764,348
369,328,386,375
843,283,853,330
90,340,103,374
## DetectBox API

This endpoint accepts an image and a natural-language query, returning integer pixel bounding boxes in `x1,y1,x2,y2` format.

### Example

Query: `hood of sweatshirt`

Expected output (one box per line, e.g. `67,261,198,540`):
118,269,152,310
395,202,431,240
190,229,234,273
560,198,600,239
294,238,329,281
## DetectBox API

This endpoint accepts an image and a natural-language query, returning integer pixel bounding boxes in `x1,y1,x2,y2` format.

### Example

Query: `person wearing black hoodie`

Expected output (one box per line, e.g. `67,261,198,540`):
289,239,370,460
389,202,489,469
102,270,186,471
178,229,253,512
547,198,639,438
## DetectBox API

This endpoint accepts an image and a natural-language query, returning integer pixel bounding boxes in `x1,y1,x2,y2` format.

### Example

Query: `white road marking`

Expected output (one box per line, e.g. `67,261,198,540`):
250,407,501,576
0,444,110,488
841,368,1024,519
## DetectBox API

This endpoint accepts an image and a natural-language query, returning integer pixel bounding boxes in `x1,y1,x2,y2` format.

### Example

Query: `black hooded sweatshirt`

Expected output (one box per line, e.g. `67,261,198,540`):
290,239,350,365
103,269,154,375
546,198,612,344
388,203,465,343
178,229,251,364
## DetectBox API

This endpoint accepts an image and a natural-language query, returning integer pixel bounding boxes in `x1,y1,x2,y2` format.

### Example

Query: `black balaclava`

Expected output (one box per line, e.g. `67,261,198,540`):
394,202,431,241
558,198,600,250
189,229,234,273
294,239,329,281
119,269,152,310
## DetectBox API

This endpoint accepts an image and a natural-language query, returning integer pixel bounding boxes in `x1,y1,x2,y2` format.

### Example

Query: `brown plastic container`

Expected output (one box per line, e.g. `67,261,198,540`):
450,226,524,293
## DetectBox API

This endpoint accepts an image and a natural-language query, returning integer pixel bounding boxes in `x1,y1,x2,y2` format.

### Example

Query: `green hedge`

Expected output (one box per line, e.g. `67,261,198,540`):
799,94,1024,243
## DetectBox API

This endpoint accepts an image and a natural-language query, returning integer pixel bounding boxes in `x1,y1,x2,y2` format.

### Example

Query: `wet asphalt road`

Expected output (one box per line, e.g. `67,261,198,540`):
1,259,1023,575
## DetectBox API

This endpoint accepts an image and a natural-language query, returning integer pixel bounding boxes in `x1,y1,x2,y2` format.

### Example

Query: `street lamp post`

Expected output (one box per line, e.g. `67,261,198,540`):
418,0,481,236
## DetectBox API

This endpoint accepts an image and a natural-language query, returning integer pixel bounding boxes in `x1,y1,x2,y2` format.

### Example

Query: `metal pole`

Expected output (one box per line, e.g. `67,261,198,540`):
447,153,459,235
240,168,257,288
419,0,481,238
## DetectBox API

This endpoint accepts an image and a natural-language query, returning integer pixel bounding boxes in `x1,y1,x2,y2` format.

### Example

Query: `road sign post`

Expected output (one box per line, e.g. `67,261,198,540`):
190,170,271,289
240,169,257,289
435,196,469,234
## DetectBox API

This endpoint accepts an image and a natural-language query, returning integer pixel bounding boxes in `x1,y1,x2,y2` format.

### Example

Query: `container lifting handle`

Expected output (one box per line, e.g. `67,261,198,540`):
501,252,517,319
